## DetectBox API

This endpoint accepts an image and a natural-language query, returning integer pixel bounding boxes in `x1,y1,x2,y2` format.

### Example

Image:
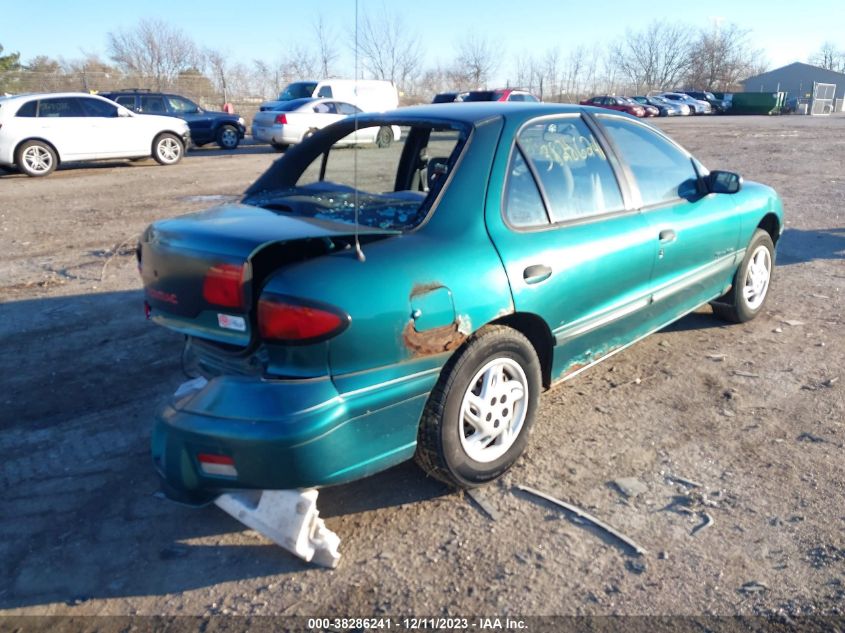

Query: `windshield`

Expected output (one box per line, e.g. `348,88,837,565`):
279,82,318,100
244,122,469,233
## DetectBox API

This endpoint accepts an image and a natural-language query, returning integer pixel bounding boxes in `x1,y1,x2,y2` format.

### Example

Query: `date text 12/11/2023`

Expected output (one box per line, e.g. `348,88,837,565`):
306,617,528,630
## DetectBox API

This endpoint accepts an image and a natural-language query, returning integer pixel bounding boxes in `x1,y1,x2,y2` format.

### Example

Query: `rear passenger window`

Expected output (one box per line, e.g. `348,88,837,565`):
38,98,85,117
598,116,699,206
16,100,37,117
504,149,548,228
336,102,360,115
516,117,624,223
317,86,333,98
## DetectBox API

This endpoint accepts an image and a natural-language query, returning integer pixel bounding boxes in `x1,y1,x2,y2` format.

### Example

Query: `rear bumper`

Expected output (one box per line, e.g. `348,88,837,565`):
152,371,435,502
251,124,296,145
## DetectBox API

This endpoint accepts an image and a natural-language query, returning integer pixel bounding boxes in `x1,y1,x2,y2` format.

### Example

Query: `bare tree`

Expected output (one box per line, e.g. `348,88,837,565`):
107,18,201,89
455,34,498,89
205,49,233,103
685,23,765,91
314,13,339,78
542,47,562,101
611,20,694,93
562,45,587,101
253,59,288,99
809,41,845,72
415,65,453,98
287,44,318,80
352,6,421,91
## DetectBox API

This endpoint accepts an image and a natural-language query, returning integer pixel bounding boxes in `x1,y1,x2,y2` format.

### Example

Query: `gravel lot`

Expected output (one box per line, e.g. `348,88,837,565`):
1,115,844,622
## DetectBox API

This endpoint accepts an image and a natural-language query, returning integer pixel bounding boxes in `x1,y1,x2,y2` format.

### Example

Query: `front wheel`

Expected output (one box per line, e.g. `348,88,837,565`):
711,229,775,323
16,140,57,177
216,124,240,150
152,133,184,165
375,126,393,148
415,326,541,489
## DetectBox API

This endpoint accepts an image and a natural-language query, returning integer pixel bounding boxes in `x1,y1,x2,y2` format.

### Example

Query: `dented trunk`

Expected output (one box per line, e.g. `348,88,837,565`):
139,203,396,347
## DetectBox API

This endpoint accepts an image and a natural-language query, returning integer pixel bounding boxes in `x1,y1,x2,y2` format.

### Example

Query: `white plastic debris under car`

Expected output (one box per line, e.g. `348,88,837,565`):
175,377,341,568
215,489,341,568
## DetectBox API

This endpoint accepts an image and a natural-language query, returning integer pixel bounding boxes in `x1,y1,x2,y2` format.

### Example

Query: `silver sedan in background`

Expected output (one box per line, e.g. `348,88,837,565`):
251,97,399,152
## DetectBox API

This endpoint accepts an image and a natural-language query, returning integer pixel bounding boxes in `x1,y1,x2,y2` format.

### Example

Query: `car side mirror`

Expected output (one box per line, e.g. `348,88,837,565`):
116,106,132,118
708,170,742,194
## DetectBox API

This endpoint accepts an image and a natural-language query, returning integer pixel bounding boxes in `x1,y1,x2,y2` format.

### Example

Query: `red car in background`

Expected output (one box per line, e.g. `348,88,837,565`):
580,95,645,117
622,97,659,117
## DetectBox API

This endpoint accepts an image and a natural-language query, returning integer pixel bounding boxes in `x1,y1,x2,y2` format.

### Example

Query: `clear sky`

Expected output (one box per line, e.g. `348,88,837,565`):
3,0,843,83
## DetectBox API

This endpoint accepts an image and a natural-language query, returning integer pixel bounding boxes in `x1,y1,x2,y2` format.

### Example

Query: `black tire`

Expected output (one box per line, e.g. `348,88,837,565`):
711,229,775,323
375,126,393,149
216,124,240,150
271,142,289,153
152,133,184,166
415,325,541,489
16,140,57,177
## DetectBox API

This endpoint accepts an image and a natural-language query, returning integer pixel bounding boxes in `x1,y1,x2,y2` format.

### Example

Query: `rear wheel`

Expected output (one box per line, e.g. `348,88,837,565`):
375,126,393,148
16,140,57,177
216,124,239,150
711,229,775,323
152,133,184,165
415,326,541,489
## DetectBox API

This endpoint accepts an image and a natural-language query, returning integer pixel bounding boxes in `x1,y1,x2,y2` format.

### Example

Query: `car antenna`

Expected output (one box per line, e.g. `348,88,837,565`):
352,0,365,263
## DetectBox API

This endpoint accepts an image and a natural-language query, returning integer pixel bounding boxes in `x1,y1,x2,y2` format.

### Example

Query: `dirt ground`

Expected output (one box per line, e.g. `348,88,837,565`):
1,115,844,624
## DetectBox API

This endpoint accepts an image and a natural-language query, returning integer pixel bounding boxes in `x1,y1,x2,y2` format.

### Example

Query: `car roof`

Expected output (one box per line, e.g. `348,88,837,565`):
355,102,596,126
0,91,110,103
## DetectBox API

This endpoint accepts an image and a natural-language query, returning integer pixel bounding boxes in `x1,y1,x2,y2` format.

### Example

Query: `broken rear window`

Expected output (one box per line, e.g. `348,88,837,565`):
244,123,468,232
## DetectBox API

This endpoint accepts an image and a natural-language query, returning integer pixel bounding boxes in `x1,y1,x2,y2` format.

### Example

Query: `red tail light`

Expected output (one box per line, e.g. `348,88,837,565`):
202,263,245,309
274,113,287,124
258,294,349,343
197,453,238,477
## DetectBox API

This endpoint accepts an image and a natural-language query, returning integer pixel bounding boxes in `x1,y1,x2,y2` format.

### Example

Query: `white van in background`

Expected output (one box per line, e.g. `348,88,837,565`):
271,80,399,113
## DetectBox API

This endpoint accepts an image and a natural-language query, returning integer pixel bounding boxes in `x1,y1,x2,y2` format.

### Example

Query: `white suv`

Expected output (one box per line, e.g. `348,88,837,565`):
0,92,190,177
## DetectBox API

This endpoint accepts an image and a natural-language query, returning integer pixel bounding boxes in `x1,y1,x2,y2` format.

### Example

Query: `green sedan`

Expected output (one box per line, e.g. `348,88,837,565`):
140,102,783,503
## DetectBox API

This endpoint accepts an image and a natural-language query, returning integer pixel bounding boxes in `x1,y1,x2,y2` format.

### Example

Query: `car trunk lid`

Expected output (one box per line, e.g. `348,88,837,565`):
139,202,397,347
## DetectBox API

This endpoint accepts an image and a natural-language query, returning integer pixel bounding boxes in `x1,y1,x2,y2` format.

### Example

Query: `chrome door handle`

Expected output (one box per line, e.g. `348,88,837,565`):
659,229,677,243
523,264,552,285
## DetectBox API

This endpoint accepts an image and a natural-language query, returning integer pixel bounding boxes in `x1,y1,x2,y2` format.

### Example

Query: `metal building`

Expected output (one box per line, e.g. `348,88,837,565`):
742,62,845,112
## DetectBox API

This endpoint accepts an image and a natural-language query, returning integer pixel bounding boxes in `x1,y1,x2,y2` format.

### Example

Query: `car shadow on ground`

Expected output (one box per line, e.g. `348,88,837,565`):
777,227,845,265
186,138,279,158
0,289,450,609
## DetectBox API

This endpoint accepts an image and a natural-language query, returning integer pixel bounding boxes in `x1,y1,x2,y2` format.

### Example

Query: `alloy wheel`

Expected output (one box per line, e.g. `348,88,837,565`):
743,244,771,310
459,357,528,463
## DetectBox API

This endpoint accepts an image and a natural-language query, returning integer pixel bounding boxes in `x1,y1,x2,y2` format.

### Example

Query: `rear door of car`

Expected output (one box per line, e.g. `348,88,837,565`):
34,97,91,158
594,114,741,321
485,113,657,382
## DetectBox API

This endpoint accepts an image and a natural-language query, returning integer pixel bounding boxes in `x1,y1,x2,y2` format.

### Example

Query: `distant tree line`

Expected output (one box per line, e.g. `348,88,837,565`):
5,15,839,105
809,41,845,73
